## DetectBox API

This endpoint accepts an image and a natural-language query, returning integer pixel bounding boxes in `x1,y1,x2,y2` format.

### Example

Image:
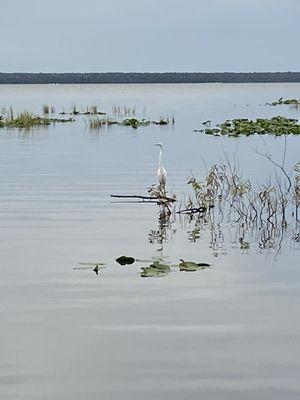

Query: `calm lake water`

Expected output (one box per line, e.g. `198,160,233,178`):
0,83,300,399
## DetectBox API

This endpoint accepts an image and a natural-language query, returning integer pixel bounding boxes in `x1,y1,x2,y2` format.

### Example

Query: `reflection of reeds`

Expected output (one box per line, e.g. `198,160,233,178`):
89,118,106,130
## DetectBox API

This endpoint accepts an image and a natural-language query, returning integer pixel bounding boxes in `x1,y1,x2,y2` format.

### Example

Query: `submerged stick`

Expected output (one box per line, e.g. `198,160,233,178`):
111,200,160,204
177,206,207,214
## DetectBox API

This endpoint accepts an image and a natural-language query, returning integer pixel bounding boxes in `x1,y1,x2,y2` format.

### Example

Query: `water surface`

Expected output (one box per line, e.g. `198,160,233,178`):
0,83,300,399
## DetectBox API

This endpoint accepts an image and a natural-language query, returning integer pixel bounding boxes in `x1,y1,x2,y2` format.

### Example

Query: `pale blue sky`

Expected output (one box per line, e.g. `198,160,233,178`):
1,0,299,72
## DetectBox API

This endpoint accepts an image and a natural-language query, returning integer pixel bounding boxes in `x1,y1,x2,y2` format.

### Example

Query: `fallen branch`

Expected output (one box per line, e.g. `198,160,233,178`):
110,194,176,203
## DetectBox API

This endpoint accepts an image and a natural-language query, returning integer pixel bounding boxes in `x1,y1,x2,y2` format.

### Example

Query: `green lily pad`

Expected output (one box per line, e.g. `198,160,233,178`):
151,261,171,271
140,260,171,278
179,259,210,272
116,256,135,265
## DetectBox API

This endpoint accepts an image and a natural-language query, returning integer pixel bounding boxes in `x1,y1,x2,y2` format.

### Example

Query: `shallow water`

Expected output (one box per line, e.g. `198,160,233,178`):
0,83,300,399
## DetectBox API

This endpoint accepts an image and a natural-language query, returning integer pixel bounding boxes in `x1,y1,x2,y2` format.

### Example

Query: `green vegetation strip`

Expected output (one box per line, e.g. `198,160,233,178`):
198,116,300,137
0,111,73,128
90,117,171,130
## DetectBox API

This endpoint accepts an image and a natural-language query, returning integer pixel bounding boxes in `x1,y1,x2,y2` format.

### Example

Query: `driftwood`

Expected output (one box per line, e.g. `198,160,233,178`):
111,194,176,204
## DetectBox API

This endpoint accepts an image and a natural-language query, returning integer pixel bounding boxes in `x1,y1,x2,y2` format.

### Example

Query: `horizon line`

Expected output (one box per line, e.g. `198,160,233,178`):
1,71,300,74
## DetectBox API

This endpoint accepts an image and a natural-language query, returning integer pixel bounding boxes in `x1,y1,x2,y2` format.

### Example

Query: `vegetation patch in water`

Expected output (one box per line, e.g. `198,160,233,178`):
196,116,300,137
267,97,300,106
89,117,171,130
122,118,150,129
0,110,74,129
4,111,52,128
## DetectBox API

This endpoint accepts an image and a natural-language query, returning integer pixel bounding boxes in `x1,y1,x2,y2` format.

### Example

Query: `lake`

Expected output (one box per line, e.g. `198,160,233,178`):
0,83,300,399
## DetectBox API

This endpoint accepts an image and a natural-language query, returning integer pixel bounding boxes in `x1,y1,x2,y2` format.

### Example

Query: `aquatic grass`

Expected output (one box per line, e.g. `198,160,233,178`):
43,104,50,114
59,105,106,116
5,111,51,128
89,117,170,130
0,109,74,129
90,105,98,114
178,150,300,253
42,104,55,114
112,104,136,116
72,105,80,115
82,105,106,115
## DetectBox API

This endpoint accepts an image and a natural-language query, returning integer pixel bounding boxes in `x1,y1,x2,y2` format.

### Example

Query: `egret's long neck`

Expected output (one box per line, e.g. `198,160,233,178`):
159,149,162,168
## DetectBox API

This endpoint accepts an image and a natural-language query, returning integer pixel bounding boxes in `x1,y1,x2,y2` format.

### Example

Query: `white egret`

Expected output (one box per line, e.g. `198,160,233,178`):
155,143,167,193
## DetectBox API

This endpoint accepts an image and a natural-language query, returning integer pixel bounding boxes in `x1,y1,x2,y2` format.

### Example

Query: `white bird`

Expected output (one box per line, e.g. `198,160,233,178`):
155,143,167,193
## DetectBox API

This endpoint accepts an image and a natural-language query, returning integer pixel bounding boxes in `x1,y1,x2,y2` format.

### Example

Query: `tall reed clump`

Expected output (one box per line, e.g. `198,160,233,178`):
90,105,98,114
5,111,51,128
43,105,55,114
43,104,50,114
183,162,294,224
178,153,300,252
112,105,136,116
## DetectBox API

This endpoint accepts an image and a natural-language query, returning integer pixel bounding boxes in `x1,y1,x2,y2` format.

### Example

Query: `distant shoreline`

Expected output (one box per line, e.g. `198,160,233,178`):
1,72,300,84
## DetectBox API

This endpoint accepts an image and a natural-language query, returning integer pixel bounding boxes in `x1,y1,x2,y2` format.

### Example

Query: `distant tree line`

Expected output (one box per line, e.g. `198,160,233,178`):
1,72,300,84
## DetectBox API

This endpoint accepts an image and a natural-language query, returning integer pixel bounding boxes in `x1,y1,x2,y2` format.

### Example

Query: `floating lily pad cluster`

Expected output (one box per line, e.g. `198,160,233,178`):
116,256,210,277
197,116,300,137
74,256,211,277
140,258,211,277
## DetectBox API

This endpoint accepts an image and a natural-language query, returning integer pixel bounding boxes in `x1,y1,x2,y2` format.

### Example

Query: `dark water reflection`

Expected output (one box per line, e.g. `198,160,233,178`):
1,84,300,399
